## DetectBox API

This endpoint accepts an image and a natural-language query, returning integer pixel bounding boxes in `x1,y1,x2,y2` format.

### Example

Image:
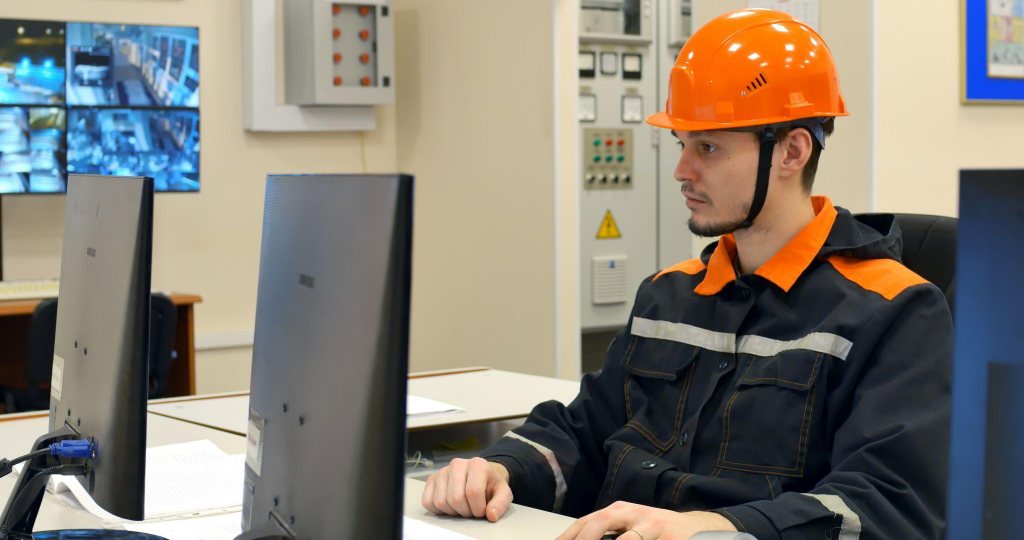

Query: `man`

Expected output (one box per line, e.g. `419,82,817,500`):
422,9,951,540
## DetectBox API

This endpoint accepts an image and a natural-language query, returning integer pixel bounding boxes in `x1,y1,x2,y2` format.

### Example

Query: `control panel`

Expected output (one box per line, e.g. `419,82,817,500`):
283,0,395,106
583,128,633,189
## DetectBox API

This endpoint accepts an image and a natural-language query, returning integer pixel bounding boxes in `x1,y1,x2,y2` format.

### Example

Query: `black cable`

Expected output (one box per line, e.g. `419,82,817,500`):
0,464,86,536
0,449,51,480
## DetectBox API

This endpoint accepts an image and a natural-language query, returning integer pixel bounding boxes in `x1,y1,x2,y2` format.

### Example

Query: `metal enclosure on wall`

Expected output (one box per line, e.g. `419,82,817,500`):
578,0,694,335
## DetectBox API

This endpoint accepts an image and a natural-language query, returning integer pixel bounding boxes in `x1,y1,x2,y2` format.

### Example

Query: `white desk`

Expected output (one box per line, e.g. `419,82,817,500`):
404,478,574,538
147,368,582,436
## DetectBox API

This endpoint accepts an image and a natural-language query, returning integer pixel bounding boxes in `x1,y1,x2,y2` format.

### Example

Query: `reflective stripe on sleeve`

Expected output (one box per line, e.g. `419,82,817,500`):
805,493,862,539
504,432,567,512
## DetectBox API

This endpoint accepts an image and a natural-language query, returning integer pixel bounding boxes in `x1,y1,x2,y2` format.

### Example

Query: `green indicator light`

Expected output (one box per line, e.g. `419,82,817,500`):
593,139,601,146
617,155,625,162
593,155,601,163
605,155,614,163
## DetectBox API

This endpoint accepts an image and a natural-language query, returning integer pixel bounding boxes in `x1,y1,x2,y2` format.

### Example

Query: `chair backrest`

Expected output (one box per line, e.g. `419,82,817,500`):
26,298,59,387
18,293,178,411
858,213,957,312
148,293,178,398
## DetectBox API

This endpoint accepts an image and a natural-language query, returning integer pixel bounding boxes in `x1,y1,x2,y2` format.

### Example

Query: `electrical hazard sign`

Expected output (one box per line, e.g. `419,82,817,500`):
596,210,622,239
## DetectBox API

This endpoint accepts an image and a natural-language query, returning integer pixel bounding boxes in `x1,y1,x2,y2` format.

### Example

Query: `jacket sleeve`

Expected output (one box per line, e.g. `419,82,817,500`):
714,284,952,540
478,319,633,517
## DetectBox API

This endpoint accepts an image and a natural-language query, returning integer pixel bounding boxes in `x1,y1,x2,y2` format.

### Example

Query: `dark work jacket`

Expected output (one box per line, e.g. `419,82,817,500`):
480,196,952,540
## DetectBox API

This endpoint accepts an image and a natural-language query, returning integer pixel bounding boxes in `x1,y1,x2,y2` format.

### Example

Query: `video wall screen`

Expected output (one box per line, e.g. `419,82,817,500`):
0,18,199,193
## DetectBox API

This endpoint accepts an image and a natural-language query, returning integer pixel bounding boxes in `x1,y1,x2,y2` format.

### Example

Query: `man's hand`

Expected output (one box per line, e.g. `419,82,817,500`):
421,457,513,522
556,501,737,540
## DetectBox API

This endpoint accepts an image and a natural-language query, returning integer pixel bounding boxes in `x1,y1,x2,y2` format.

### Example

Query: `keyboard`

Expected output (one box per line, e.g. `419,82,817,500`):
0,279,60,301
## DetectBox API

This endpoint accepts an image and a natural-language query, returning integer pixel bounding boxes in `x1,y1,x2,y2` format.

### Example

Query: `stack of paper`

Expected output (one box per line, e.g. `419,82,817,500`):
44,439,245,524
407,395,463,417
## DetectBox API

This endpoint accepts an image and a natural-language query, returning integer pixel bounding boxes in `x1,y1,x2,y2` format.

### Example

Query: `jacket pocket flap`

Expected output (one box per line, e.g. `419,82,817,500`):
625,337,699,381
737,351,822,391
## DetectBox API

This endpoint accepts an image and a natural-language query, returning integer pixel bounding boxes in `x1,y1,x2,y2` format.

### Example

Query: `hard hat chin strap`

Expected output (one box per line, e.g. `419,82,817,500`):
739,126,777,229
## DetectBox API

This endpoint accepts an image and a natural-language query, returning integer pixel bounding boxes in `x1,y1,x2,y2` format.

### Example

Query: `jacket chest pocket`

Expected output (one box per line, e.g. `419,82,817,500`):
716,351,823,477
623,337,698,454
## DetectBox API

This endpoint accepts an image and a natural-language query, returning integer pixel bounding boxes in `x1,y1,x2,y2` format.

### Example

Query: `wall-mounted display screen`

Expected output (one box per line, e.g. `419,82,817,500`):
0,18,199,194
0,20,65,106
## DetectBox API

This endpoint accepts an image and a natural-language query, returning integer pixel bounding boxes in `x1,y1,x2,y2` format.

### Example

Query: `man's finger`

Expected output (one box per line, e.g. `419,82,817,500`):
556,514,589,540
421,474,441,514
485,481,513,522
446,459,474,517
464,460,490,518
432,468,455,515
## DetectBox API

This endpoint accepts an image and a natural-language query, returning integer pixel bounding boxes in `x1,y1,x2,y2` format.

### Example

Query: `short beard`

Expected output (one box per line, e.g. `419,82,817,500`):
688,215,750,237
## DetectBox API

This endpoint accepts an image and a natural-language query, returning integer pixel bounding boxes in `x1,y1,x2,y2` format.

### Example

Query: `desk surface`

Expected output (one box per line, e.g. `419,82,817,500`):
404,478,574,537
147,368,582,436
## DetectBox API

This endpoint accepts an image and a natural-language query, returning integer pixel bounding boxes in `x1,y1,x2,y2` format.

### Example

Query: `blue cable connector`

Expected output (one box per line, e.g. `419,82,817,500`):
49,440,93,459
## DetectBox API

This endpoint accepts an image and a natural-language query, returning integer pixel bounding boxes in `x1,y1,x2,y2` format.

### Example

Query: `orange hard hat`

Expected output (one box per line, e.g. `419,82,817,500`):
647,8,847,134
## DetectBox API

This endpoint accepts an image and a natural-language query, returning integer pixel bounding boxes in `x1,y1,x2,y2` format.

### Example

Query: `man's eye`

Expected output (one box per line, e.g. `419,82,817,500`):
700,143,717,154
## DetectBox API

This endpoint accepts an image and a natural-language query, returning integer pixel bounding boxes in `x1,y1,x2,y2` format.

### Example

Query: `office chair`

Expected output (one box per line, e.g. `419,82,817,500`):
856,213,957,313
12,293,178,412
148,294,179,399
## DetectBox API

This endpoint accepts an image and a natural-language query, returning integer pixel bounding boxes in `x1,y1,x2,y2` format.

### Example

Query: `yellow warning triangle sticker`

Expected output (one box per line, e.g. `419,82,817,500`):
596,210,622,239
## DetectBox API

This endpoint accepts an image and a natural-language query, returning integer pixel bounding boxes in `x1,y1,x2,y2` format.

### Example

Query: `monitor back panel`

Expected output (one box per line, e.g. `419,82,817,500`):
51,173,153,520
243,174,412,539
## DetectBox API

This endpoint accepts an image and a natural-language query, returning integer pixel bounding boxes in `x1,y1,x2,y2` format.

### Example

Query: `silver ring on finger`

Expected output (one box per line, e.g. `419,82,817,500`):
630,529,644,540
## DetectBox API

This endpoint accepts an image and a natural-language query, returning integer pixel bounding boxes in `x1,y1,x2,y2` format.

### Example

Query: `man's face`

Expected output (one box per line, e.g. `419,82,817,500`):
672,129,761,237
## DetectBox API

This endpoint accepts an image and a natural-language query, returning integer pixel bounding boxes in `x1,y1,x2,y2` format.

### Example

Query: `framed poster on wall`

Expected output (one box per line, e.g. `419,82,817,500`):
963,0,1024,103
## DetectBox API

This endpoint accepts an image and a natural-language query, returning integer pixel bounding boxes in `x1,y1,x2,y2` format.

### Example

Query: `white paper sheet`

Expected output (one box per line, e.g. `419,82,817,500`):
407,395,463,417
402,516,478,540
39,439,245,522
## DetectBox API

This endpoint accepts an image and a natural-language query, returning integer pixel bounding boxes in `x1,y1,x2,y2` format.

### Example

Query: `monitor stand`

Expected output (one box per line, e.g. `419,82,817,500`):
235,514,294,540
0,426,166,540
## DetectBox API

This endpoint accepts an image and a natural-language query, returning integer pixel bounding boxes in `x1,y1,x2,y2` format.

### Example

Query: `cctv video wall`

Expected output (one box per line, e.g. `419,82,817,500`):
0,19,199,194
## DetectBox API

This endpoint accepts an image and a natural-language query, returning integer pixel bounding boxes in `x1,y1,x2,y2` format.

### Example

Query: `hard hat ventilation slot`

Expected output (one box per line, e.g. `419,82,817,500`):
745,73,769,95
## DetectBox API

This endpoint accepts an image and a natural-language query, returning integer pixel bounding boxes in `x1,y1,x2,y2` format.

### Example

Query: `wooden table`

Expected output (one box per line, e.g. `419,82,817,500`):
0,293,202,399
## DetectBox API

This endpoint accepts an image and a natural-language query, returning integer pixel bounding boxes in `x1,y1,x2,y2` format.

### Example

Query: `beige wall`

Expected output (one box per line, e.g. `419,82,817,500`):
394,0,562,377
876,0,1024,216
0,0,398,393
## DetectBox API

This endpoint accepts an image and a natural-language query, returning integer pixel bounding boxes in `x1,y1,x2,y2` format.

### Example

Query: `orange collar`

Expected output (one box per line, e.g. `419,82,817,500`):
694,196,838,296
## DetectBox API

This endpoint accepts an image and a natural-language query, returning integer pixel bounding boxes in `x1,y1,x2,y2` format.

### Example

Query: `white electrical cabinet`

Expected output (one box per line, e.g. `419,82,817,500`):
578,0,695,333
579,0,658,331
657,0,694,271
283,0,395,106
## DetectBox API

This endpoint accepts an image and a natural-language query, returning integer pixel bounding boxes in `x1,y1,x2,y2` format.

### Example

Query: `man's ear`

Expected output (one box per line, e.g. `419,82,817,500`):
777,128,813,180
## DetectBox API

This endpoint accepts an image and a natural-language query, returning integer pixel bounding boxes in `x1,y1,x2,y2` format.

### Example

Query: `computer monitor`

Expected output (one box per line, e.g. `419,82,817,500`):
0,174,155,536
239,174,414,540
947,169,1024,539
